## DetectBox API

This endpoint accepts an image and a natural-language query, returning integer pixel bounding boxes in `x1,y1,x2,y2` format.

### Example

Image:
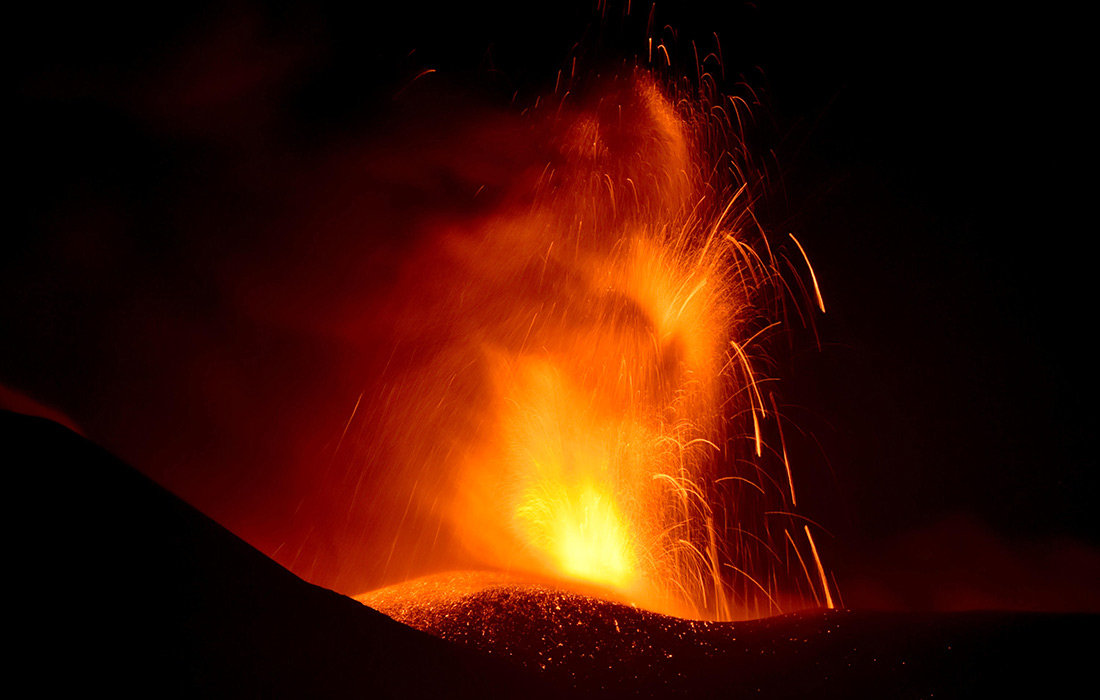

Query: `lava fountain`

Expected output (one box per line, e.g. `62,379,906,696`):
354,68,829,621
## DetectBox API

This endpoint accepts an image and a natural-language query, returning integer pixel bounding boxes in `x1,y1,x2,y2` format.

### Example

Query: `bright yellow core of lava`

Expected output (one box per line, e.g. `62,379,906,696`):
501,360,647,593
516,478,637,590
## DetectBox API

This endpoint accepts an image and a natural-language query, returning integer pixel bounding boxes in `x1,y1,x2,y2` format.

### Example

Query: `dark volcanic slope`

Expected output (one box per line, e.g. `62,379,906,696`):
9,408,1095,699
5,410,555,699
363,573,1098,698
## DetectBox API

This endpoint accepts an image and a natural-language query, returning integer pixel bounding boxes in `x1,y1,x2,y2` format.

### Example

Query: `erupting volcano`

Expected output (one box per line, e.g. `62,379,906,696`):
343,70,832,621
9,2,1097,697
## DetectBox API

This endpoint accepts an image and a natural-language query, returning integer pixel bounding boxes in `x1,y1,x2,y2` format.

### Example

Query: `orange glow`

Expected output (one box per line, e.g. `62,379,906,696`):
518,479,637,589
354,71,830,620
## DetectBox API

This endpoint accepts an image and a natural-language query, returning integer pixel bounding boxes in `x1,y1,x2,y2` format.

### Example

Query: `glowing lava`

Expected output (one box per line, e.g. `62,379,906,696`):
357,70,830,621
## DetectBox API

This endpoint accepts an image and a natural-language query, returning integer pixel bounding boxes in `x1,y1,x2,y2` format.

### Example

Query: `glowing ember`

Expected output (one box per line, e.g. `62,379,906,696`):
356,68,830,621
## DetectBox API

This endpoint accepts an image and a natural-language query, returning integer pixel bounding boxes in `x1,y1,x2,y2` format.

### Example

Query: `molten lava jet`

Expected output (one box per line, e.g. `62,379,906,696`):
352,70,831,621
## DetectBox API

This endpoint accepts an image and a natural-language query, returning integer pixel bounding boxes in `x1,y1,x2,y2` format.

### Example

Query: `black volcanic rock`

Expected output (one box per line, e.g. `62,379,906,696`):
4,409,554,698
7,408,1096,698
364,573,1098,698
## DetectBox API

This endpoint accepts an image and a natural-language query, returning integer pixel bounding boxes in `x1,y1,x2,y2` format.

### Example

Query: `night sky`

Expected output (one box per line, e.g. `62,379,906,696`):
8,2,1095,611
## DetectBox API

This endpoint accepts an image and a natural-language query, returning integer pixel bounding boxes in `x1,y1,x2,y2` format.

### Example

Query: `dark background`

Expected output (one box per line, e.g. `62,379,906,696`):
7,1,1095,610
